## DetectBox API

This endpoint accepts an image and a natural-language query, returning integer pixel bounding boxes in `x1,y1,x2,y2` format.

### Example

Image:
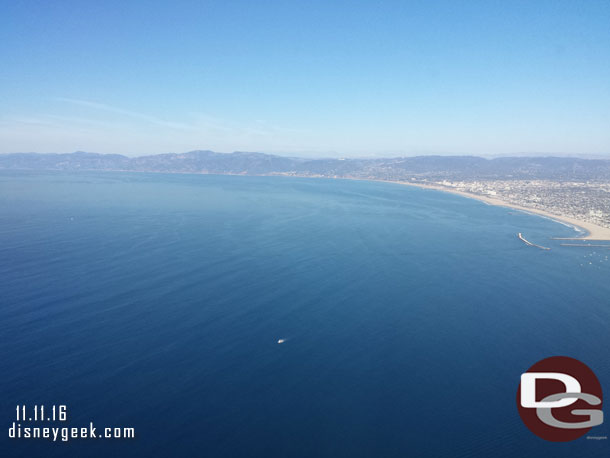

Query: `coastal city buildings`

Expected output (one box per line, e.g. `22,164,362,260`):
425,180,610,229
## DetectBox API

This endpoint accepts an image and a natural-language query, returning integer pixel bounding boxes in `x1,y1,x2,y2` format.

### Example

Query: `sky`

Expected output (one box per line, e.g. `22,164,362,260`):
1,0,609,158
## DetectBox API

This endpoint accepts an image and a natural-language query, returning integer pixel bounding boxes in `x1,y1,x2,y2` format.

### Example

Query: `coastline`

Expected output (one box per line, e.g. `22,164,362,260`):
4,167,610,241
392,181,610,241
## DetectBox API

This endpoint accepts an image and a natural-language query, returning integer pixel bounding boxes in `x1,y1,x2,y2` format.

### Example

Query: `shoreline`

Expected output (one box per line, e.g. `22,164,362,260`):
4,167,610,241
391,181,610,241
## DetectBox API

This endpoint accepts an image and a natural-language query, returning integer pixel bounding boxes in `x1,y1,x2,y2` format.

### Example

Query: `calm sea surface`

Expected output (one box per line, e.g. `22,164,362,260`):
1,171,609,457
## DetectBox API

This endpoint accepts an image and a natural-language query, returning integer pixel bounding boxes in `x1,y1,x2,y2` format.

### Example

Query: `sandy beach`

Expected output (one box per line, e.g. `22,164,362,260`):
393,181,610,241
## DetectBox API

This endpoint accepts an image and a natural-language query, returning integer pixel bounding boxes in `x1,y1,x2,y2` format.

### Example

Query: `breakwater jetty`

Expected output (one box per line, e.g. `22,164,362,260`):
518,233,550,250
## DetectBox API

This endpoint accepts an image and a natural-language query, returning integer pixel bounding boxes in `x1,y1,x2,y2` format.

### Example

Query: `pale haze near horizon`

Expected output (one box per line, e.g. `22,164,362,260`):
1,1,609,158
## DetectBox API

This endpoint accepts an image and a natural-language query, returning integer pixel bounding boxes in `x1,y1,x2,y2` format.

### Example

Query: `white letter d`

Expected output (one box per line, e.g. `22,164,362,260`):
521,372,581,408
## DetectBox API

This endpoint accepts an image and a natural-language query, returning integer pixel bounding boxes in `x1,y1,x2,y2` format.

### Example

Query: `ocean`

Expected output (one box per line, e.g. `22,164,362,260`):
1,171,609,457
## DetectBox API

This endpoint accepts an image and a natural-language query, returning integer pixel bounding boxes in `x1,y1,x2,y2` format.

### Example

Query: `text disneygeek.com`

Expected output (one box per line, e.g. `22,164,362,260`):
8,405,135,442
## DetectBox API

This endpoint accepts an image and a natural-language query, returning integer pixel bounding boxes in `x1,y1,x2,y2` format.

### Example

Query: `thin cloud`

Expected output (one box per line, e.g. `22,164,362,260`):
54,97,192,130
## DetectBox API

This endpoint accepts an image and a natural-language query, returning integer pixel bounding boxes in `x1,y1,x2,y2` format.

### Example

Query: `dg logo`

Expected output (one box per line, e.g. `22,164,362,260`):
517,356,604,441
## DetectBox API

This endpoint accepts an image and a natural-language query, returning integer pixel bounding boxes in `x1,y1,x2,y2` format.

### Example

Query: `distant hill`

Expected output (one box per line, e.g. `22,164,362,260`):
2,150,610,181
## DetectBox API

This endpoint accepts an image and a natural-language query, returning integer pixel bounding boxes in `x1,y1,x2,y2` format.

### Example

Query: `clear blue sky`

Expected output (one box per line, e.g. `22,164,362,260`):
1,0,609,157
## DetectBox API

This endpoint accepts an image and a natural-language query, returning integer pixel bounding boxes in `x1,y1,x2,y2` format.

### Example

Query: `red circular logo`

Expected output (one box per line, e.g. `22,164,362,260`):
516,356,603,441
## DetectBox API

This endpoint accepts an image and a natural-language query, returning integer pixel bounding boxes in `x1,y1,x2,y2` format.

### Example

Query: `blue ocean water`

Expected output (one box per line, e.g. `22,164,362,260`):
1,171,609,457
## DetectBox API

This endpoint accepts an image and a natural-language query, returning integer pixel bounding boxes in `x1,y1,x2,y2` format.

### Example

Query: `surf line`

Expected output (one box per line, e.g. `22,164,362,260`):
518,233,550,251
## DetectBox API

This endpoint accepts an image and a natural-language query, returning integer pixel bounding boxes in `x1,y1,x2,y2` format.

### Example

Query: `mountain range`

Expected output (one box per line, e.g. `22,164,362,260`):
2,150,610,181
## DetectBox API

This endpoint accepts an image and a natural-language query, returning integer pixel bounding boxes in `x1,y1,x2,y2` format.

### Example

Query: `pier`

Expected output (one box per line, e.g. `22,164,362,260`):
518,233,550,250
560,243,610,248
